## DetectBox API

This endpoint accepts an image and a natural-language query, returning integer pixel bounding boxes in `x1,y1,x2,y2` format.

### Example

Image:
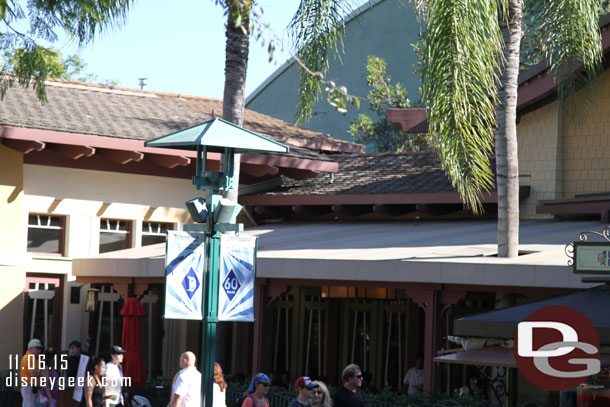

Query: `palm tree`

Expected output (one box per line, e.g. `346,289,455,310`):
221,0,252,201
416,0,602,257
289,0,602,257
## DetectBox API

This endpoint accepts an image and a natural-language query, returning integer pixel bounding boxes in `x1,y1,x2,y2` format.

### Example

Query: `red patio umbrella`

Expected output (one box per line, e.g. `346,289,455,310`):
120,297,148,387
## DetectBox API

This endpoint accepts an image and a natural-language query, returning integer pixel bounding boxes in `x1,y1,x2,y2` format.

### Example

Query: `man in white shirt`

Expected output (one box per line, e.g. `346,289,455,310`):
104,345,127,407
169,351,201,407
403,355,424,395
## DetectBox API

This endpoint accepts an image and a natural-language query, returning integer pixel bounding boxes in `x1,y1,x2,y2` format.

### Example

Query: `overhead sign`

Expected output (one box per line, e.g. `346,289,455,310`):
573,242,610,274
164,231,206,320
218,234,257,322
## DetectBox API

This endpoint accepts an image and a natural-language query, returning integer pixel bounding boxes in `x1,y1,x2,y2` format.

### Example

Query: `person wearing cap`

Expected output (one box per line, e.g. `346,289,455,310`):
241,373,270,407
289,376,319,407
169,351,201,407
332,364,364,407
20,338,43,407
104,345,126,407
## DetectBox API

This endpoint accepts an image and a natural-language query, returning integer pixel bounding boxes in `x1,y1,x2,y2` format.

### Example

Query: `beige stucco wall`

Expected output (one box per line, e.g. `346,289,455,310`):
562,69,610,197
0,145,26,370
24,164,194,258
517,101,561,218
21,164,195,349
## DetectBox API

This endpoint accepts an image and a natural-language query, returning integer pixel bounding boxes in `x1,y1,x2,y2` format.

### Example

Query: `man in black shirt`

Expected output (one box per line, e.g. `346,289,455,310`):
332,364,365,407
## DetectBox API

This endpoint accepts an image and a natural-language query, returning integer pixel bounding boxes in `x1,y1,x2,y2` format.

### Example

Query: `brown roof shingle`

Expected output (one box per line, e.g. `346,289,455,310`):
0,79,363,154
262,152,457,195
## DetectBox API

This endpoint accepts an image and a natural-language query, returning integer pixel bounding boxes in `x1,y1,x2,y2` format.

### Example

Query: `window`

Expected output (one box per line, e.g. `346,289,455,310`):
141,222,173,246
27,214,65,255
99,219,132,253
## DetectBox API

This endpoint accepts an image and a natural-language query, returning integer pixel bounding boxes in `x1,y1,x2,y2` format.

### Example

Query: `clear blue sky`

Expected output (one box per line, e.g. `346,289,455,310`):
50,0,365,100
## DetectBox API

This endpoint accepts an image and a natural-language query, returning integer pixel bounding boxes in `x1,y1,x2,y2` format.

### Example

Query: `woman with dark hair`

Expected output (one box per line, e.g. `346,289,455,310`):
213,362,227,407
84,356,106,407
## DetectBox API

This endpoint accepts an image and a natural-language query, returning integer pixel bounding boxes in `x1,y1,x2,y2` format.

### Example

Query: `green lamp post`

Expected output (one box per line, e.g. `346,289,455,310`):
145,118,288,407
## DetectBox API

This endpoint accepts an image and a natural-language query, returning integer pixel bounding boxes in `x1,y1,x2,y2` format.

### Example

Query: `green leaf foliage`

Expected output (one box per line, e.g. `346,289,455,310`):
1,0,132,102
349,55,429,152
418,0,503,213
535,0,603,119
289,0,352,125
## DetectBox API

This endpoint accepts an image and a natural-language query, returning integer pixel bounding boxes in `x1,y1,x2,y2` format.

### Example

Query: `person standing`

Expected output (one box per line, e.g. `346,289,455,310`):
311,381,332,407
104,346,126,407
59,340,82,407
213,362,227,407
169,351,201,407
20,339,43,407
84,357,107,407
402,355,424,395
332,364,365,407
289,376,319,407
241,373,271,407
40,349,60,407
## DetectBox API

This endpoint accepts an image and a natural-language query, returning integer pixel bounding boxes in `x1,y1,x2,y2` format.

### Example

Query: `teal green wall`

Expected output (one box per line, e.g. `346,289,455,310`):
245,0,421,149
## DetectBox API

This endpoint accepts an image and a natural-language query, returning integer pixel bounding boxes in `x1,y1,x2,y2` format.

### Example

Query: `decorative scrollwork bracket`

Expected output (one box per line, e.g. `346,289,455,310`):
565,226,610,266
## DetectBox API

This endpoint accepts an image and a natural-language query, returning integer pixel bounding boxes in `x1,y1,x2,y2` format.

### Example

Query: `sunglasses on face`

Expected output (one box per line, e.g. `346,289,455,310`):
354,374,363,379
312,391,324,395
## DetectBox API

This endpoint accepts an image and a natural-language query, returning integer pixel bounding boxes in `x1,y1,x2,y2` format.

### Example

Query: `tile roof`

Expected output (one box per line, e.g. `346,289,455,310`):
263,152,458,195
0,78,363,155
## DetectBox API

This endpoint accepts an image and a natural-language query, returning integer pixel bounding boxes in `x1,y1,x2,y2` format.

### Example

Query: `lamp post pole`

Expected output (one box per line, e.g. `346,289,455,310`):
201,218,221,407
144,117,289,407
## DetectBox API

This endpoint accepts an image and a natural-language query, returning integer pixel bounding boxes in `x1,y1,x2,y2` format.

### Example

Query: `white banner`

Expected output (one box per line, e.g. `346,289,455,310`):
72,354,89,402
164,231,205,320
218,234,257,321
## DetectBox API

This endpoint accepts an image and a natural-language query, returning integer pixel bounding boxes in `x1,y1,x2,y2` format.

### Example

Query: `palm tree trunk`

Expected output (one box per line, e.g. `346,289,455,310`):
496,0,522,258
222,4,250,201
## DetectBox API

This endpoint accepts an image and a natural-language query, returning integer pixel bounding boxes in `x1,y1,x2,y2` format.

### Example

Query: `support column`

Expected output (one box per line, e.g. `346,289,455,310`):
251,279,266,373
407,288,439,392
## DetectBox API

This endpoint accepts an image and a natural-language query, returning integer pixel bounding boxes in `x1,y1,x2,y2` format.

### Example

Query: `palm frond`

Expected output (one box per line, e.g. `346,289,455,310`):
420,0,503,213
538,0,603,122
289,0,352,125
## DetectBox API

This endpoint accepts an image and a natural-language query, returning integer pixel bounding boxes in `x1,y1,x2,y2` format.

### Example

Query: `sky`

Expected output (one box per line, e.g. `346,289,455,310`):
44,0,366,100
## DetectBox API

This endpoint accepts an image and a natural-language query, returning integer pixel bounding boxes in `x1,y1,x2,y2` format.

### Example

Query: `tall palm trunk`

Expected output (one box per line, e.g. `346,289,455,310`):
496,0,522,258
222,4,250,201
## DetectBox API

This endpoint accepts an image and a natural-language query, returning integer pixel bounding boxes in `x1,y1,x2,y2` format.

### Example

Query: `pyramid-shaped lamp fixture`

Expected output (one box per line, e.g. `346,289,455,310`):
145,118,289,194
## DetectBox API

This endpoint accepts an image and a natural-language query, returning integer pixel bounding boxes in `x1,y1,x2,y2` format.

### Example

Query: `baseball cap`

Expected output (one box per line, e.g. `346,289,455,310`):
248,373,271,393
294,376,318,390
28,339,42,349
110,345,127,354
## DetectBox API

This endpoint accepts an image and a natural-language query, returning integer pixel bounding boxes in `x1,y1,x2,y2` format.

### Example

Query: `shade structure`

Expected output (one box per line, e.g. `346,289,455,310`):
120,297,148,387
454,285,610,345
434,347,517,368
144,117,289,154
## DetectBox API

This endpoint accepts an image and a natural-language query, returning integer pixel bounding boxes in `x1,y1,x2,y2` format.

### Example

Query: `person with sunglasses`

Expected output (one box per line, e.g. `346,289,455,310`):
289,376,319,407
311,381,332,407
332,364,365,407
241,373,271,407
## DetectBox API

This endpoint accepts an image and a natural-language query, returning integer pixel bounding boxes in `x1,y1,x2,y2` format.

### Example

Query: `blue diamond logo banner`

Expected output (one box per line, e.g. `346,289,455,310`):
219,234,257,322
182,267,201,299
164,231,205,320
222,269,241,302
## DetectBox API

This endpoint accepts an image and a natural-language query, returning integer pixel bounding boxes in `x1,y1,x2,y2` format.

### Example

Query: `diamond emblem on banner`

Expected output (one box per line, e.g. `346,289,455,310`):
182,267,200,299
222,269,241,302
